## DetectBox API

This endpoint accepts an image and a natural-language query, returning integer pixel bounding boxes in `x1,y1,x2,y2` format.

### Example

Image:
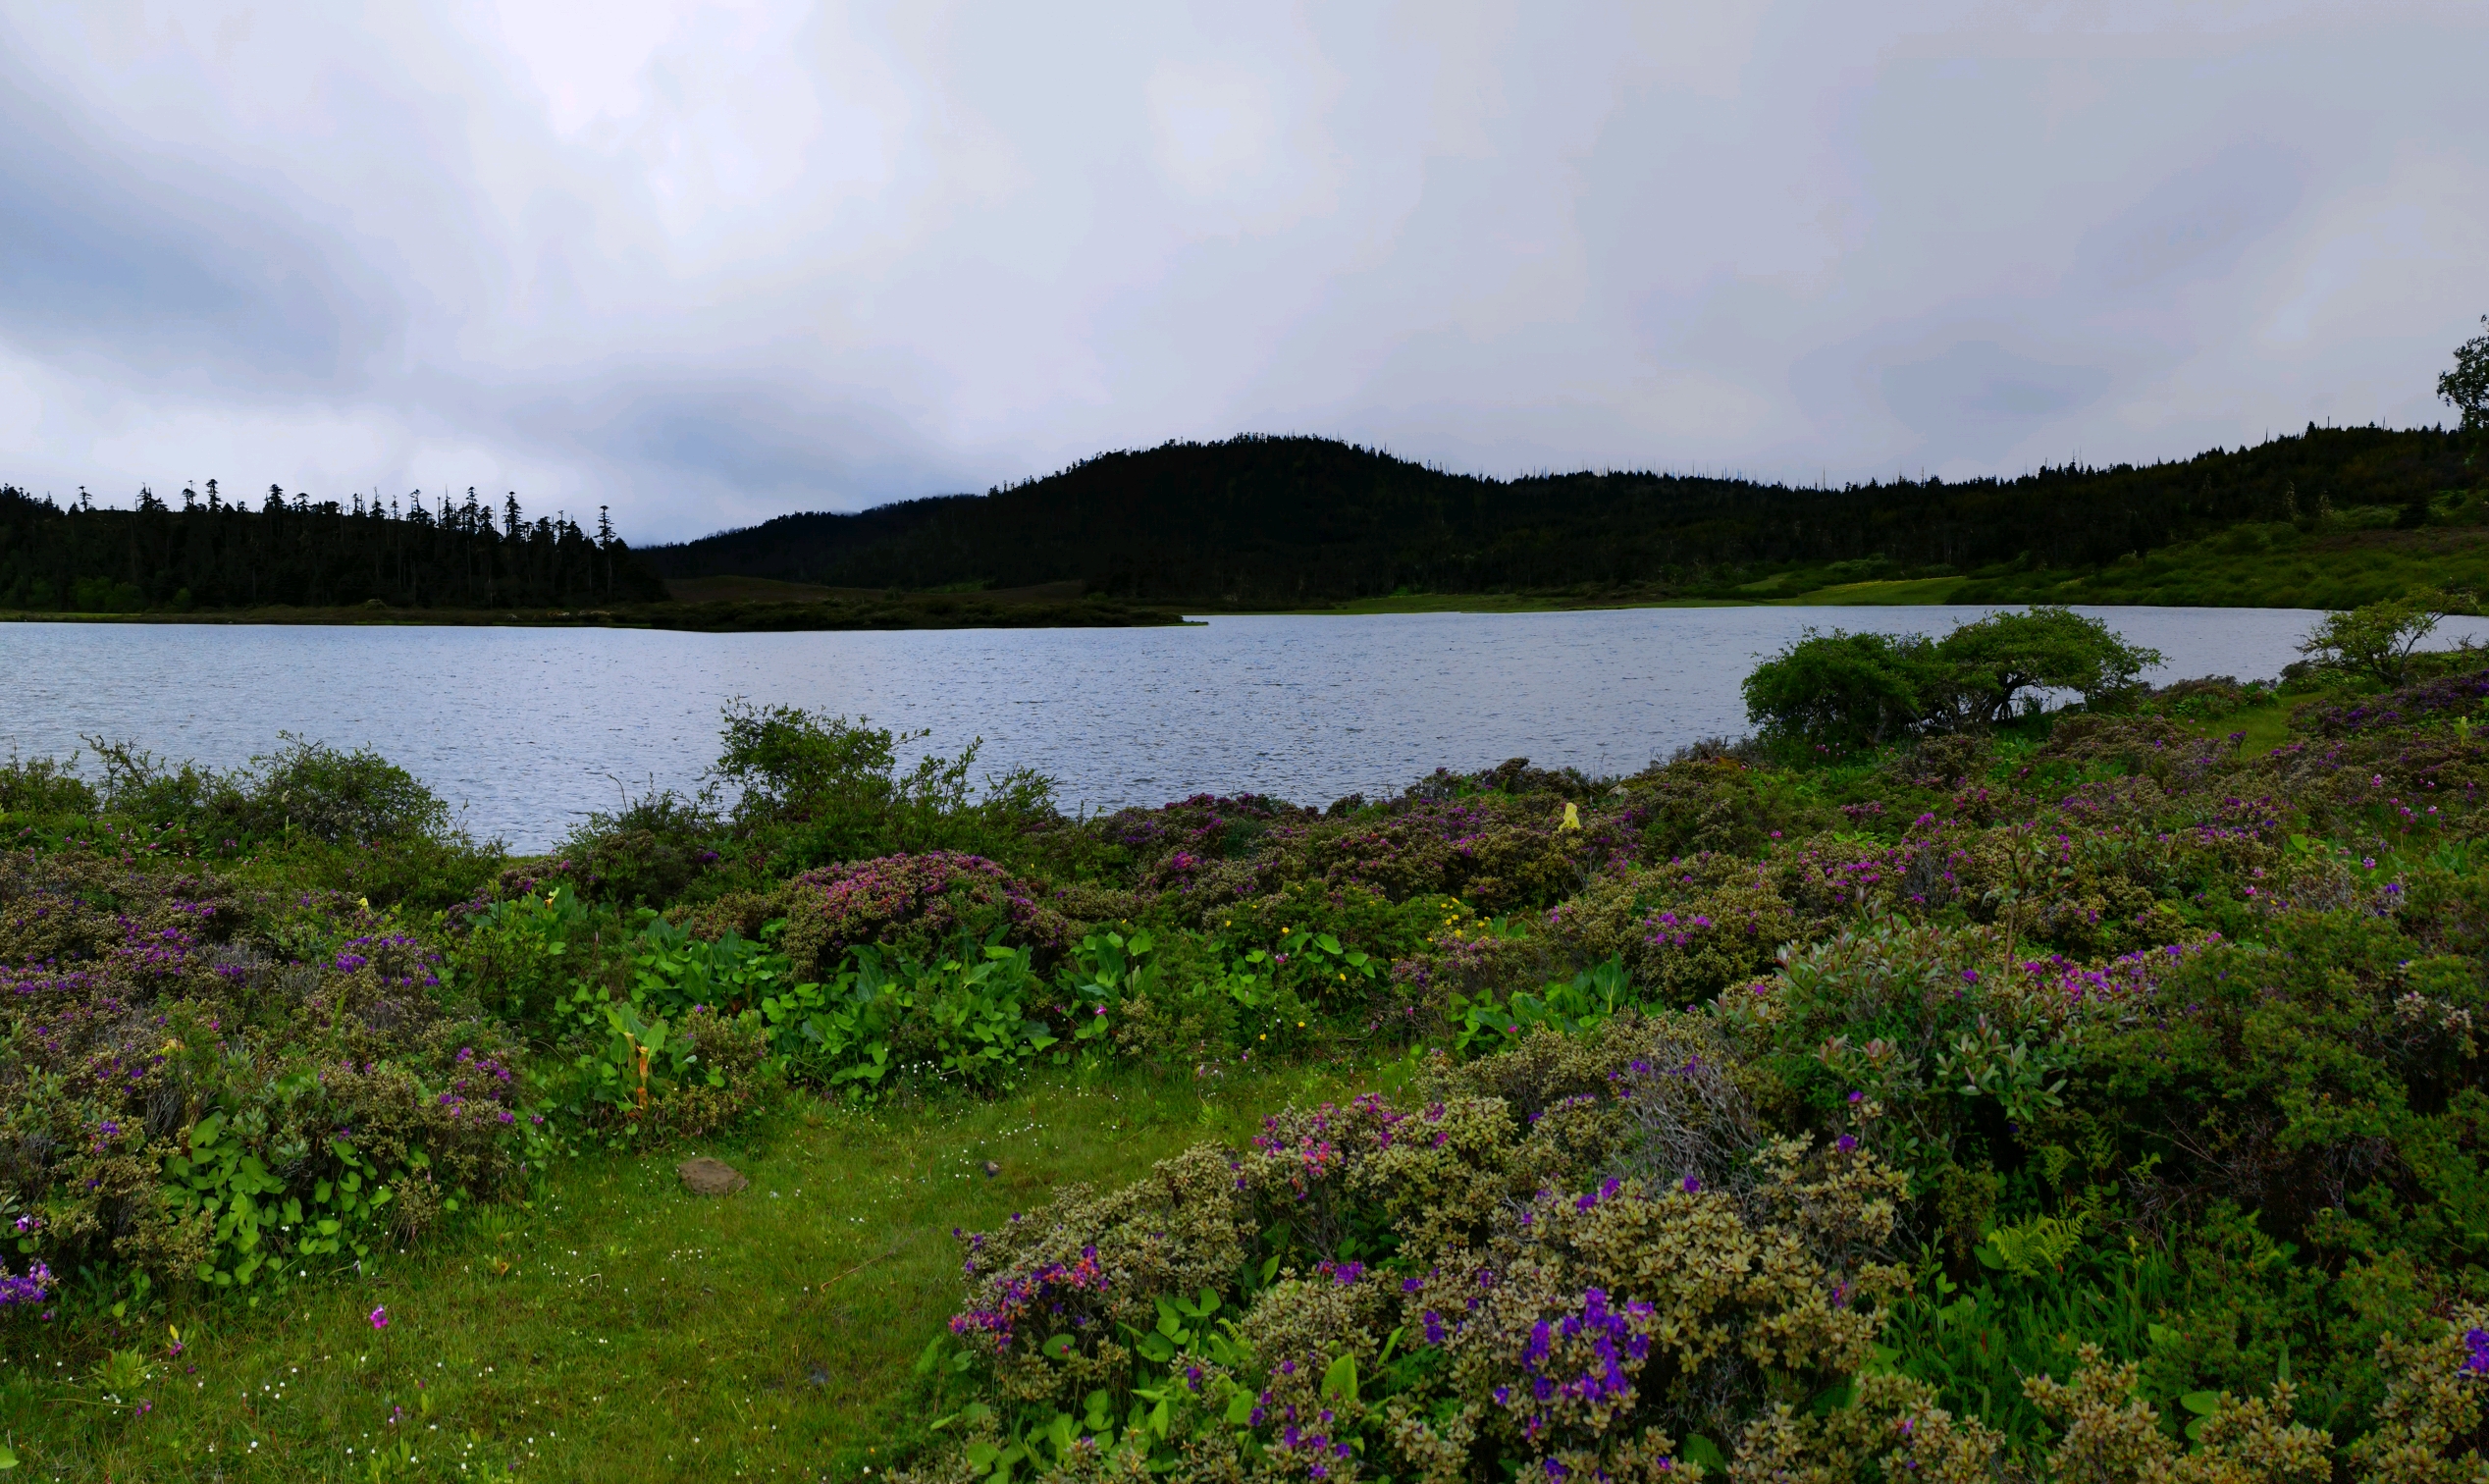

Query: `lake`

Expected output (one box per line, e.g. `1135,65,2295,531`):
7,606,2481,851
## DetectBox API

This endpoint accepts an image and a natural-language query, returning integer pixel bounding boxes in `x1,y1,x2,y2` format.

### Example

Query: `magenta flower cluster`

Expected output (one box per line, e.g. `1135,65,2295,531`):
949,1243,1108,1353
1480,1284,1663,1450
0,1258,54,1307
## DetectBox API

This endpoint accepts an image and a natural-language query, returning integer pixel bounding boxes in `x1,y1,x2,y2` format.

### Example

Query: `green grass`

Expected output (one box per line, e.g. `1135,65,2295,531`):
1769,576,1970,606
1258,507,2489,614
0,1062,1387,1481
1246,591,1744,615
2155,696,2302,758
1951,523,2489,610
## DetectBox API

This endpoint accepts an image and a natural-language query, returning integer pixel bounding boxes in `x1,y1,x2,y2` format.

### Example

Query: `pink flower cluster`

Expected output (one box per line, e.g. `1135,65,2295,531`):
949,1243,1108,1353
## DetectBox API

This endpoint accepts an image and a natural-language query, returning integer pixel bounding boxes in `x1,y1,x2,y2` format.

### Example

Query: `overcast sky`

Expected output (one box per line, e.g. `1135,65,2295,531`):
3,2,2483,544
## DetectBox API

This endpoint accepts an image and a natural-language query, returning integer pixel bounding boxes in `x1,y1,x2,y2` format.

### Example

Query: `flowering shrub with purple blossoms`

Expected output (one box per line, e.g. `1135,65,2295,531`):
777,851,1071,983
887,655,2489,1483
922,1027,1910,1481
0,847,540,1296
2291,665,2489,738
10,646,2489,1477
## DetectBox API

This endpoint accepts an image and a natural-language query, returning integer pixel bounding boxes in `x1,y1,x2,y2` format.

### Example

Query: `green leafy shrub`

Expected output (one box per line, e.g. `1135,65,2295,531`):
450,882,612,1029
1449,957,1637,1056
545,787,727,907
0,753,96,816
1936,606,2162,723
1547,869,1796,1004
713,702,1054,871
2147,675,2278,721
2295,588,2470,688
1619,753,1827,860
734,939,1089,1101
1744,628,1954,749
1745,608,2161,750
236,735,452,845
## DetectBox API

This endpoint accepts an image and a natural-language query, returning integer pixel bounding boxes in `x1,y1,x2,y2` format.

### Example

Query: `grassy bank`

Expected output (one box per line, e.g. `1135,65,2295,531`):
1265,505,2489,612
0,1065,1369,1480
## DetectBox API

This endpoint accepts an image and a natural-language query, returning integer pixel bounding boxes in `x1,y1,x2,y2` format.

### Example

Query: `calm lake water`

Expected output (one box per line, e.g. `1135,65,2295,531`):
8,607,2484,851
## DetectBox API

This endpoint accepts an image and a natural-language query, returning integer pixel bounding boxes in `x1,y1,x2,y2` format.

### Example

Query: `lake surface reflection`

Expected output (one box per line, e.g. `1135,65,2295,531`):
8,606,2481,851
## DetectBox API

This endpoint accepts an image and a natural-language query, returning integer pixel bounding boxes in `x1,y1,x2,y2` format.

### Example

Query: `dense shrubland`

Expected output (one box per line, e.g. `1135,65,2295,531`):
6,598,2489,1481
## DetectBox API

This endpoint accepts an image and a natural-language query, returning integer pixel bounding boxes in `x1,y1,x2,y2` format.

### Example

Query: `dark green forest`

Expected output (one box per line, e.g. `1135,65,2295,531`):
11,424,2479,615
646,424,2482,605
0,481,668,611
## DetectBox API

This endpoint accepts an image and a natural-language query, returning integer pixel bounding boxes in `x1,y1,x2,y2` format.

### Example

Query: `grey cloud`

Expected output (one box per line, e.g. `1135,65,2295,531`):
1880,341,2113,461
2074,141,2308,296
0,3,2483,542
0,75,389,388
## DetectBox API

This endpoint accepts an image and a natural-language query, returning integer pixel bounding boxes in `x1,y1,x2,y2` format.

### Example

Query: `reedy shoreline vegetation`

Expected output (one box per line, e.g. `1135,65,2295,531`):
4,607,2489,1480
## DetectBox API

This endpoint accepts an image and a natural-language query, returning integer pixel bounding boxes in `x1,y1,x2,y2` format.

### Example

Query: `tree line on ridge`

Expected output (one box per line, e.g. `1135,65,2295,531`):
643,424,2480,606
0,482,669,611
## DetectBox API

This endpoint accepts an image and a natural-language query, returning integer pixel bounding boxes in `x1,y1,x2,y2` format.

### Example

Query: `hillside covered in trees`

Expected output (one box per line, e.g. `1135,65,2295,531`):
10,425,2479,617
646,424,2482,606
0,482,668,611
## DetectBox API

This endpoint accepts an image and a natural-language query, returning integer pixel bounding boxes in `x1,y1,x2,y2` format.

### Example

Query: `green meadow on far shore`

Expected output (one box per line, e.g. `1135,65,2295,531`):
1267,510,2489,615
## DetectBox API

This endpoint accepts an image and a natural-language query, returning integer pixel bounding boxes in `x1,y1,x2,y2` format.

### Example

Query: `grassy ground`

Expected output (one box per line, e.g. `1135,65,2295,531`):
1766,576,1969,606
1274,512,2489,614
1945,522,2489,610
2154,695,2301,758
0,1062,1386,1482
1202,592,1738,615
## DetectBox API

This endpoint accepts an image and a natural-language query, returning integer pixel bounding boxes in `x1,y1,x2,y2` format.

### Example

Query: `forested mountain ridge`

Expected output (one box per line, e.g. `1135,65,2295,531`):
0,482,668,611
645,425,2481,606
8,424,2476,615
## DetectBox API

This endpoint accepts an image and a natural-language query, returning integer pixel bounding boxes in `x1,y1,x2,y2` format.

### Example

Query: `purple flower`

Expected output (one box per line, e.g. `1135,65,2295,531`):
0,1259,53,1307
369,1306,389,1330
1681,1176,1702,1194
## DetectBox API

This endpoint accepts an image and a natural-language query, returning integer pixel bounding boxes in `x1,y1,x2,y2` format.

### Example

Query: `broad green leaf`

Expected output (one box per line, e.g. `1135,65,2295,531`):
1321,1352,1359,1404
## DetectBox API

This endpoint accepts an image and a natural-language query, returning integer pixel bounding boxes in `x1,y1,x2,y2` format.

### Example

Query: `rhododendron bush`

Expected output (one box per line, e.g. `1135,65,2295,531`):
7,652,2489,1481
883,669,2489,1483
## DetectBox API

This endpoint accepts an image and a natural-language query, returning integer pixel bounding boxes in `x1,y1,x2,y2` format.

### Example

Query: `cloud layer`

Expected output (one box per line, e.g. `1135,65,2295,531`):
4,1,2484,542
